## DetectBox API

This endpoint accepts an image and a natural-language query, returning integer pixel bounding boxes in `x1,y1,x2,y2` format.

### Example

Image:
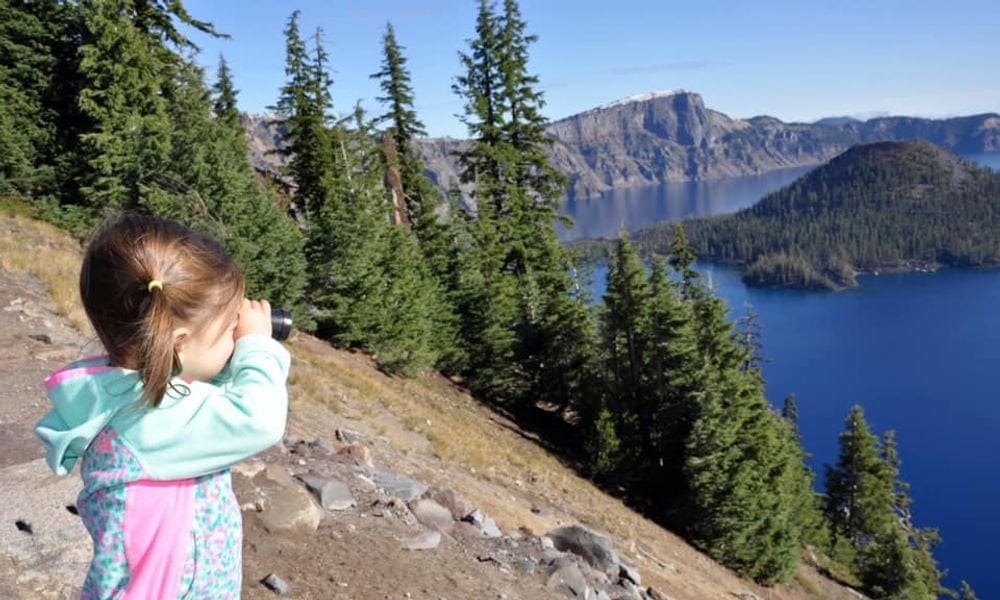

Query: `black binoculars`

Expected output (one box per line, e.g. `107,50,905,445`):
270,308,293,342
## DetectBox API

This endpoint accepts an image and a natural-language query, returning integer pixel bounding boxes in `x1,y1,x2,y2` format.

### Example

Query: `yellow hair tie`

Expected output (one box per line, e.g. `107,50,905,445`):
147,279,163,292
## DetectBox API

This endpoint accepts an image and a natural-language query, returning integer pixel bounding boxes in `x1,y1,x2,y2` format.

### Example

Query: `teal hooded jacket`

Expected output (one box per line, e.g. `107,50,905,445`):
35,333,290,598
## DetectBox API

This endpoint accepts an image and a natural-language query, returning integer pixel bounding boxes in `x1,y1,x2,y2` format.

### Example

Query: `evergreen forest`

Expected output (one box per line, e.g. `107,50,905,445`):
0,0,975,595
630,140,1000,290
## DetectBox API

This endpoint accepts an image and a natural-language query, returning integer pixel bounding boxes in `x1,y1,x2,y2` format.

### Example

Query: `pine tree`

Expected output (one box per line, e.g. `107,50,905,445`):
212,54,240,129
881,430,947,599
204,59,308,319
670,224,704,303
643,255,702,514
73,0,222,215
307,102,441,374
76,0,175,212
450,0,523,399
777,393,831,551
370,22,448,268
600,233,651,472
824,406,939,599
959,581,979,600
782,393,799,427
824,406,894,555
271,13,335,220
369,21,457,363
0,0,63,194
683,286,802,583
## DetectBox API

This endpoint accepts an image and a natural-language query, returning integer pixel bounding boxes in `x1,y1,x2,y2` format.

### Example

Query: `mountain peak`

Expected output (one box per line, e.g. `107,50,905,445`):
595,89,699,111
831,139,977,182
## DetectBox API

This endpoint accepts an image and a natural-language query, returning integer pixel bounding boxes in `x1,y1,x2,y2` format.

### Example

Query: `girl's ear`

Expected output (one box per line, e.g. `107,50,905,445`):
172,326,191,355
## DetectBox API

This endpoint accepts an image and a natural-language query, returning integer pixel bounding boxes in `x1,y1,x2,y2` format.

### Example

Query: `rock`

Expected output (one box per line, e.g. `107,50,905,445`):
547,525,620,576
407,498,454,531
481,515,502,538
514,556,538,575
373,467,428,502
296,473,355,511
260,572,291,595
429,488,475,521
255,464,296,487
308,437,335,456
461,508,502,537
451,521,487,539
232,460,266,479
0,460,91,597
547,560,589,598
595,591,612,600
336,443,373,468
646,587,673,600
15,519,33,534
28,333,52,344
258,486,322,534
282,434,301,449
335,428,364,444
736,594,761,600
619,561,641,586
463,508,485,526
402,530,442,551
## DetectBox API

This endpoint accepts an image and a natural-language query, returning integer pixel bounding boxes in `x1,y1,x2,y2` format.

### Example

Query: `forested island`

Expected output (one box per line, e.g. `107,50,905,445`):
615,140,1000,290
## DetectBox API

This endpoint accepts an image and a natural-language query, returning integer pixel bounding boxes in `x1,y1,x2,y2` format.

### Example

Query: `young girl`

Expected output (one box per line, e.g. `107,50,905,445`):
35,214,290,599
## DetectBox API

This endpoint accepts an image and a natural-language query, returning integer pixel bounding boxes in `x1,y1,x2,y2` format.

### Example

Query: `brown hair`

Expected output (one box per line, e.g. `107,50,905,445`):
80,214,245,406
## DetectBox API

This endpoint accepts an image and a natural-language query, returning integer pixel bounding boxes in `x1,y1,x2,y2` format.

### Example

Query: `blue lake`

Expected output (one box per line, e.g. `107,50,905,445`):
562,152,1000,595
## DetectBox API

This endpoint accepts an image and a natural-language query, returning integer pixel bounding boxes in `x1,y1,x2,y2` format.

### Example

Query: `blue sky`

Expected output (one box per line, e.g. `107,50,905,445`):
183,0,999,138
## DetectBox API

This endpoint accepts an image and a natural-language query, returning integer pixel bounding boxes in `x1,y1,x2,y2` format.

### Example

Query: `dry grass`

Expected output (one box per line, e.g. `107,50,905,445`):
282,332,867,599
0,198,90,333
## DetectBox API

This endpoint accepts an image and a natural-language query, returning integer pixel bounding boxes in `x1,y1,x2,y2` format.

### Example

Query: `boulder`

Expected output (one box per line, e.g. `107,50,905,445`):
407,498,454,531
402,530,442,551
373,467,427,502
429,488,475,521
546,559,589,598
619,561,641,586
646,587,674,600
295,473,355,511
336,443,373,468
335,428,364,444
260,572,291,595
546,525,620,576
257,484,322,535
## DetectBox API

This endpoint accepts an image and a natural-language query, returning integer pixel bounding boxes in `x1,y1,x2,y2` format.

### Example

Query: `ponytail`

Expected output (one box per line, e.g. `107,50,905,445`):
139,283,180,407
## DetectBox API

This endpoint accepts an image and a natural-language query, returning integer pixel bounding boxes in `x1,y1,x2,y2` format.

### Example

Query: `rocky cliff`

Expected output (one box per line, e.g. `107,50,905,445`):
243,91,1000,199
453,91,999,198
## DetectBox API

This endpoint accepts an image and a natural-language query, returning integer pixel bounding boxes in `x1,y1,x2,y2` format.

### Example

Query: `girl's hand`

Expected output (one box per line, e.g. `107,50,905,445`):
234,298,272,340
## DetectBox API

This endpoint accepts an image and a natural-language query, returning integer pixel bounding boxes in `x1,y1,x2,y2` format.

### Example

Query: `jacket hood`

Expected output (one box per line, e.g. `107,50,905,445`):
35,356,143,475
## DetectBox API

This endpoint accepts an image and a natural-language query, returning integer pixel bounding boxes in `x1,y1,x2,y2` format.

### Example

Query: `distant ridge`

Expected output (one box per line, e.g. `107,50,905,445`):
418,92,999,198
242,92,1000,199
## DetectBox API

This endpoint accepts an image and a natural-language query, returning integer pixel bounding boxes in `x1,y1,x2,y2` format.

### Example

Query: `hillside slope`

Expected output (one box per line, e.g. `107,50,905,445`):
0,207,864,599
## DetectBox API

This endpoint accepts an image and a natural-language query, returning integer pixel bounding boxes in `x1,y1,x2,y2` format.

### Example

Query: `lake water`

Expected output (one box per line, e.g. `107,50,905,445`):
563,152,1000,596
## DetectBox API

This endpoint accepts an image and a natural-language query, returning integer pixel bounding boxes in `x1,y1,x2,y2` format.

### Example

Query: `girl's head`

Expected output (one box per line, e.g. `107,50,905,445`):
80,214,245,406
